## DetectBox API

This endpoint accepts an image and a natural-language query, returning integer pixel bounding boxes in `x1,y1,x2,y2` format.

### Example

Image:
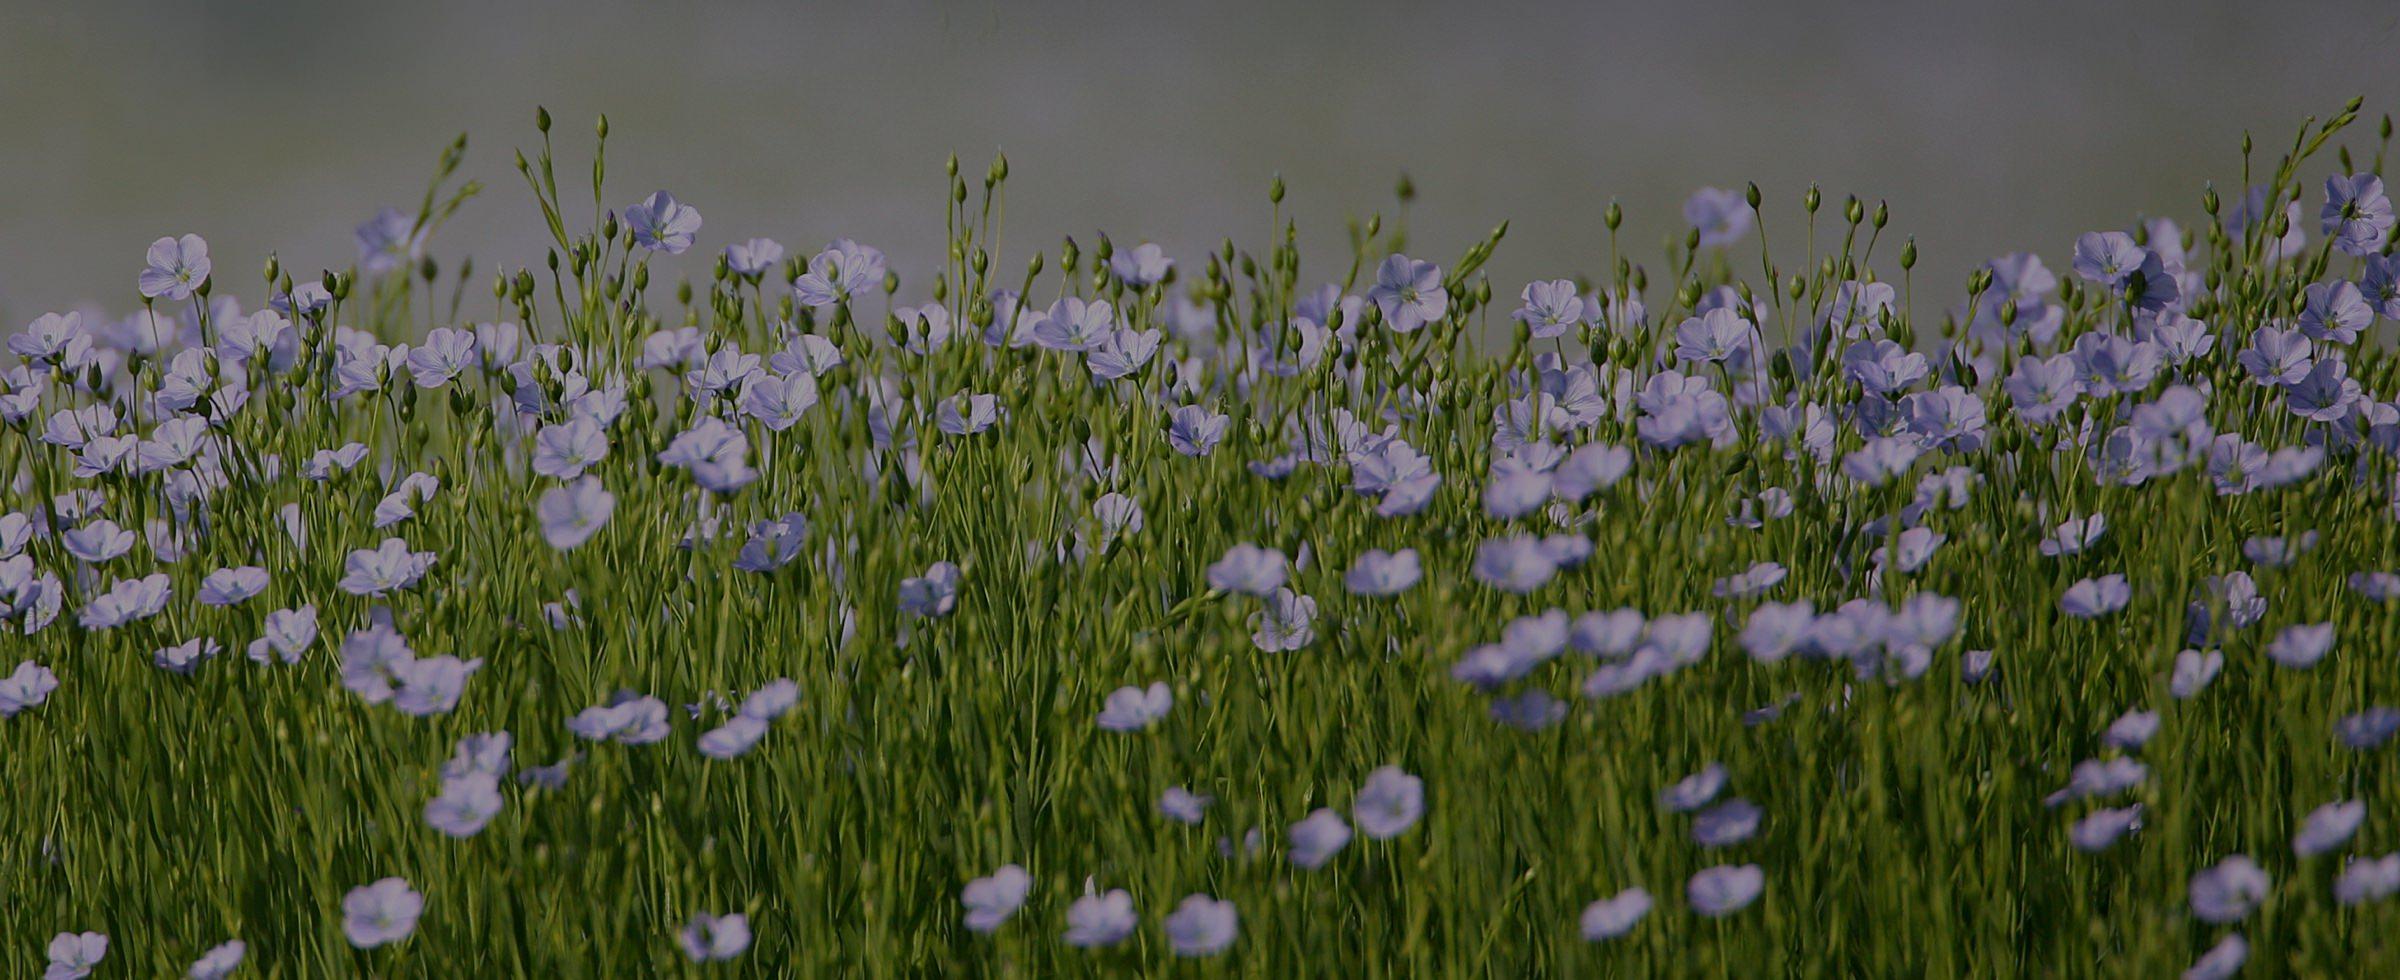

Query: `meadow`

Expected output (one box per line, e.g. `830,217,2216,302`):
5,102,2400,976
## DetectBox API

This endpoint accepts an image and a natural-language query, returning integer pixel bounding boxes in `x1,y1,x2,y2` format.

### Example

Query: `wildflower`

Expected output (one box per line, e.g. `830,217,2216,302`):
1692,798,1762,847
1167,404,1230,456
1097,682,1172,732
1353,766,1424,839
1206,543,1287,596
1367,254,1447,333
44,932,107,979
733,514,810,573
1514,280,1584,339
78,573,172,630
1579,887,1652,941
2336,854,2400,905
537,477,615,550
392,656,482,716
424,772,504,838
2184,934,2248,980
898,561,961,617
724,237,784,277
627,191,703,253
139,234,211,300
187,940,246,979
1289,808,1352,869
697,716,769,760
1109,242,1173,287
568,693,672,744
2293,800,2365,857
1163,894,1238,956
2189,855,2269,922
1687,864,1765,916
2,661,60,718
1064,887,1137,948
1160,786,1213,824
2071,805,2144,852
1473,535,1560,593
2060,575,2131,618
532,417,611,478
737,679,800,721
342,877,424,948
2266,622,2334,669
1248,588,1317,651
249,606,319,664
963,865,1031,933
338,538,436,596
678,912,751,962
197,566,268,607
2321,173,2395,256
1684,187,1753,248
1661,763,1727,812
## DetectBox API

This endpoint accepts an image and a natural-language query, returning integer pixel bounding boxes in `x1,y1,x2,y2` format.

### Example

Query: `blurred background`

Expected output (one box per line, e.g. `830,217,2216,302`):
2,0,2396,324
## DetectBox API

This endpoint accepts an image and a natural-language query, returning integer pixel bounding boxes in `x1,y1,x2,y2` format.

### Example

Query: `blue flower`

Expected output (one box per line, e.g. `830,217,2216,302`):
626,191,703,254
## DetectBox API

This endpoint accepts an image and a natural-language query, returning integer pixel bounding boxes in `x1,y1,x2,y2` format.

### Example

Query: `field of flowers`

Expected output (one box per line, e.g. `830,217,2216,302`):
5,102,2400,976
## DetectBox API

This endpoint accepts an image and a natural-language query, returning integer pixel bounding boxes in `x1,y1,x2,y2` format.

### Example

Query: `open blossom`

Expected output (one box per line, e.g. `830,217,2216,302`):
188,940,246,979
1288,808,1353,869
343,877,424,948
627,190,703,253
1064,887,1137,948
793,238,886,307
898,561,961,617
962,864,1031,933
537,477,615,550
45,931,107,979
1687,864,1765,916
139,234,211,300
1097,682,1172,732
1580,888,1653,941
1367,254,1447,333
679,912,751,962
425,772,504,837
2189,855,2269,923
1163,894,1239,956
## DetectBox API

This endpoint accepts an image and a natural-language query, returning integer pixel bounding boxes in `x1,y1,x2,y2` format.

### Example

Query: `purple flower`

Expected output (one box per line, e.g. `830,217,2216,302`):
78,573,172,630
1206,543,1287,596
1160,786,1213,824
1167,404,1230,457
2298,280,2373,344
697,716,770,760
2294,800,2365,857
1692,798,1762,847
2336,854,2400,905
1247,588,1317,652
627,191,703,253
392,655,482,716
1514,279,1585,339
898,561,961,617
1108,242,1173,287
1686,864,1764,916
2266,622,2334,669
2340,707,2400,749
1097,682,1172,732
792,239,886,308
1660,763,1728,812
188,939,246,979
2322,173,2395,256
44,931,107,979
1579,887,1653,941
249,606,319,665
1684,187,1753,248
725,238,784,278
139,234,211,300
536,477,615,551
2073,231,2146,289
2103,710,2160,752
2185,934,2248,980
197,566,268,607
962,865,1031,933
2071,805,2143,852
1163,894,1239,957
2189,855,2269,923
1064,887,1136,948
2060,575,2131,619
424,772,503,838
568,693,671,744
1344,548,1422,597
338,538,435,597
1367,254,1447,333
1674,307,1755,364
2284,357,2359,421
1288,808,1352,869
342,877,424,948
1473,535,1560,593
1353,765,1424,839
2171,649,2224,699
678,912,751,962
2,660,61,718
